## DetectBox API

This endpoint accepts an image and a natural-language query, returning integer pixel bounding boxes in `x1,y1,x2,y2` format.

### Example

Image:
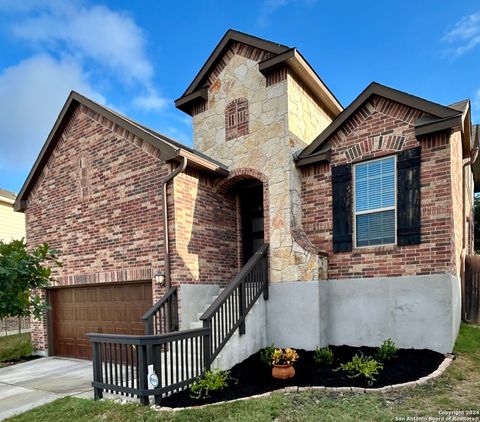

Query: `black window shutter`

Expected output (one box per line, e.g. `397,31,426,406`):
332,164,352,252
397,146,421,246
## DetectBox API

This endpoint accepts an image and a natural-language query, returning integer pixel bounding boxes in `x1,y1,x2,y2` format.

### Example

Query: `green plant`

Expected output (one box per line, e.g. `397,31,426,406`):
314,346,334,366
0,333,33,364
271,347,299,365
190,369,236,399
0,239,61,321
260,343,276,367
335,353,383,386
376,338,397,361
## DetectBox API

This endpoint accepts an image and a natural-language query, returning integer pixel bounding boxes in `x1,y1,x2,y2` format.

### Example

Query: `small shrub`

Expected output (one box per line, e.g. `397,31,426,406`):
335,353,383,386
0,334,33,363
272,347,299,365
190,369,235,399
376,338,397,362
260,344,276,367
314,346,334,366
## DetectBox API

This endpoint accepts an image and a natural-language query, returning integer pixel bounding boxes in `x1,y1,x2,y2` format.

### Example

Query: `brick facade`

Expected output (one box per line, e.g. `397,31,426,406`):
169,168,239,287
301,95,462,279
24,101,245,352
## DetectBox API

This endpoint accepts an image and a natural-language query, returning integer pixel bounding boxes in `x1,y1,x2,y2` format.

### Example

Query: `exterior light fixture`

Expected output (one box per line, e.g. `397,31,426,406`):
155,270,165,286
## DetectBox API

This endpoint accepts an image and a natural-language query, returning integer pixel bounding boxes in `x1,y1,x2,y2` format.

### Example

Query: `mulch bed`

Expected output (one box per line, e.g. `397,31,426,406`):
160,346,445,408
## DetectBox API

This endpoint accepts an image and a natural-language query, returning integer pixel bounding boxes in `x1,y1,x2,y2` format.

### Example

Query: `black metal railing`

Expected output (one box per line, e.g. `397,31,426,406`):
142,286,179,335
87,328,210,405
200,243,269,362
88,244,269,404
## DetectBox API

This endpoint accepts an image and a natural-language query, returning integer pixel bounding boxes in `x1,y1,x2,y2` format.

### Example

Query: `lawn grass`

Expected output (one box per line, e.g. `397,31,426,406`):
0,333,33,367
6,324,480,422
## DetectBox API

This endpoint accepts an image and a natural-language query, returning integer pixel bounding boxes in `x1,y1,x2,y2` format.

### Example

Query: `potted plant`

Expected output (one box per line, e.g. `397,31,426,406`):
271,347,299,379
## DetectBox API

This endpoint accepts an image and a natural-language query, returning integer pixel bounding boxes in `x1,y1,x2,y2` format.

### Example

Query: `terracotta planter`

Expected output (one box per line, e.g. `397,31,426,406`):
272,363,295,379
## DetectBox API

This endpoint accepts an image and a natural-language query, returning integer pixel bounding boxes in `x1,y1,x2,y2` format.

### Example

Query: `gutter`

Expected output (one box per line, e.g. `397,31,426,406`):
161,157,188,290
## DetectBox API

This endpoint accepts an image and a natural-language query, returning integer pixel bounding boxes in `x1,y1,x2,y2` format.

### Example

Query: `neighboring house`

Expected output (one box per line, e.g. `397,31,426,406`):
13,30,479,362
0,188,30,334
0,188,25,243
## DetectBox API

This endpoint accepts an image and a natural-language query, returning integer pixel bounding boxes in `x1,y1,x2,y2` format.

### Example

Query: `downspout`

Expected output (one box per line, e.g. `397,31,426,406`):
161,156,188,291
461,147,478,321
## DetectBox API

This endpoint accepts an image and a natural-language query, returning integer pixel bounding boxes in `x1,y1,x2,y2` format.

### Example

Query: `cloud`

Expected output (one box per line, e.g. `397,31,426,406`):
132,92,169,112
257,0,316,27
2,0,167,106
443,11,480,56
0,54,104,170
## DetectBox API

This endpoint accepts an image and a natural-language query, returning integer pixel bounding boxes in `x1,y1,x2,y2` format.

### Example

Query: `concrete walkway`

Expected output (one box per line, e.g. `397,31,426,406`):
0,357,93,420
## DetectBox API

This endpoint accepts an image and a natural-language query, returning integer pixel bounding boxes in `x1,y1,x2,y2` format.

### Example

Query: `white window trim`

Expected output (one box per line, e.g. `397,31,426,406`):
353,155,397,248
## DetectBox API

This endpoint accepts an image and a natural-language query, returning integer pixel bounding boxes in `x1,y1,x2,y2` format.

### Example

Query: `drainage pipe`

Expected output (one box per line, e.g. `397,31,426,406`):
161,156,187,291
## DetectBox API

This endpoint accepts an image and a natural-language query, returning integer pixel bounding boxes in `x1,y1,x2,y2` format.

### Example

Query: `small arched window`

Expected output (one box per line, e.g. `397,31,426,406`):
225,98,249,141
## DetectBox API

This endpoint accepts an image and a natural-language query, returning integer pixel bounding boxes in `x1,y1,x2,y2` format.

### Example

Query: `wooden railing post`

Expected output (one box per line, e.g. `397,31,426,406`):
262,255,269,300
203,321,212,370
138,345,149,405
92,341,103,400
239,280,246,335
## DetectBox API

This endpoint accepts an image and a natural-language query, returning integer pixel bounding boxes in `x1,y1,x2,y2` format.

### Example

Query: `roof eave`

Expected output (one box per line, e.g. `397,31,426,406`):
14,91,229,212
174,87,209,116
295,149,331,167
180,29,289,101
259,49,343,118
414,114,463,137
298,82,465,160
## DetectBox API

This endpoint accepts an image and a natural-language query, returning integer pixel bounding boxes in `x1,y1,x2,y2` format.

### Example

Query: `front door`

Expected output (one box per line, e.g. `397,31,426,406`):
240,184,264,264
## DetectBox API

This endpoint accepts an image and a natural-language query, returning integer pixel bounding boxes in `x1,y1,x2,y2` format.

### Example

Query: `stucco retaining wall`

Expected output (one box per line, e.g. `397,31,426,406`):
266,274,461,354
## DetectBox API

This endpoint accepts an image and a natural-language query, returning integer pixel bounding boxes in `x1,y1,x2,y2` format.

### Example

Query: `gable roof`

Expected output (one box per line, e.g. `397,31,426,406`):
0,188,16,204
14,91,228,212
174,29,343,117
180,29,289,99
296,82,466,166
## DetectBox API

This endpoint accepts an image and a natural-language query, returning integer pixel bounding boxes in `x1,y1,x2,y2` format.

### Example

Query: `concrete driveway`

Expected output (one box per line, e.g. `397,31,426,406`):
0,357,93,420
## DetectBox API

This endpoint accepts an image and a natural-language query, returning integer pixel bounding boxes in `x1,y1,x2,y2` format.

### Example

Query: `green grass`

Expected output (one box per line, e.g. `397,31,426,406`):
6,324,480,422
0,333,33,366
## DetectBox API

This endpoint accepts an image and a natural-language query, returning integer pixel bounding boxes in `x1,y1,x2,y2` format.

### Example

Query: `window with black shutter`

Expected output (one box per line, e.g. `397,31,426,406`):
332,164,353,252
331,147,421,252
396,147,421,245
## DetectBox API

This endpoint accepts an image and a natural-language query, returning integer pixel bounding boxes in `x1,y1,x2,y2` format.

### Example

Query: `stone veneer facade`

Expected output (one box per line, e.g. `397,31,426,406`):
192,45,335,282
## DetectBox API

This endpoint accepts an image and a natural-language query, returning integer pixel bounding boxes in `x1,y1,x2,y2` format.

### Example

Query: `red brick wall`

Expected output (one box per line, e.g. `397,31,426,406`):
26,104,168,285
24,102,243,352
169,168,239,287
301,96,456,279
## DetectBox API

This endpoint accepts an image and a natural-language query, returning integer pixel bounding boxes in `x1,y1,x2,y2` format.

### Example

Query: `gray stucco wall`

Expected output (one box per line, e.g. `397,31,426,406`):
178,284,220,329
213,299,267,370
266,274,461,354
178,274,460,371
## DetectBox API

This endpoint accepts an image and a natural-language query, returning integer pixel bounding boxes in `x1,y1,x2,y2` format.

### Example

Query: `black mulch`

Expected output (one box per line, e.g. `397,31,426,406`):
160,346,445,408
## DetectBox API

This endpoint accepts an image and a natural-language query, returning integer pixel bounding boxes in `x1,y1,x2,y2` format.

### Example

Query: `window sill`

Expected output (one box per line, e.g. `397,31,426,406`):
352,244,399,254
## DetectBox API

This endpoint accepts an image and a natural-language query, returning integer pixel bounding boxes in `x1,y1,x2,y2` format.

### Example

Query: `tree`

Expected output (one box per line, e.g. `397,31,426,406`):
0,239,61,322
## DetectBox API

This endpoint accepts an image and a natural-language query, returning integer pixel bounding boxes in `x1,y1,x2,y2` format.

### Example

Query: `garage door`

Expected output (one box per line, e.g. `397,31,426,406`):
49,281,152,359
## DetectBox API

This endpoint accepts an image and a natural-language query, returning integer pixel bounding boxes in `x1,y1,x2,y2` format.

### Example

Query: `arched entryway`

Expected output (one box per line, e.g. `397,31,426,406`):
215,168,269,266
238,180,264,264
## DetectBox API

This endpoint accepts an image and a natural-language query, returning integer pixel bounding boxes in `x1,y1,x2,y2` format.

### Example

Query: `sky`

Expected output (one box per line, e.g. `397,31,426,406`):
0,0,479,194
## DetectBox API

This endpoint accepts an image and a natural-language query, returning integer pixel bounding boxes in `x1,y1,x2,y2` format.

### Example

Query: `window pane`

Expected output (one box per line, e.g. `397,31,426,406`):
356,210,395,247
355,156,395,212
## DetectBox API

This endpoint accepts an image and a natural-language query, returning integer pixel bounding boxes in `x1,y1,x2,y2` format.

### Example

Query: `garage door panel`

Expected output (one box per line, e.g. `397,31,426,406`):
50,281,152,359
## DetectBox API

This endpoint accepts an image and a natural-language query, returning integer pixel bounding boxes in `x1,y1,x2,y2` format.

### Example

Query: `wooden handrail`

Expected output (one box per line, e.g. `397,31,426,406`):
141,286,177,320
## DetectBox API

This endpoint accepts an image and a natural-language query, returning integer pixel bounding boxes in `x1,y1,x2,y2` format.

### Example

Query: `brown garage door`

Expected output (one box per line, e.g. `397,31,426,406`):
49,281,152,359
